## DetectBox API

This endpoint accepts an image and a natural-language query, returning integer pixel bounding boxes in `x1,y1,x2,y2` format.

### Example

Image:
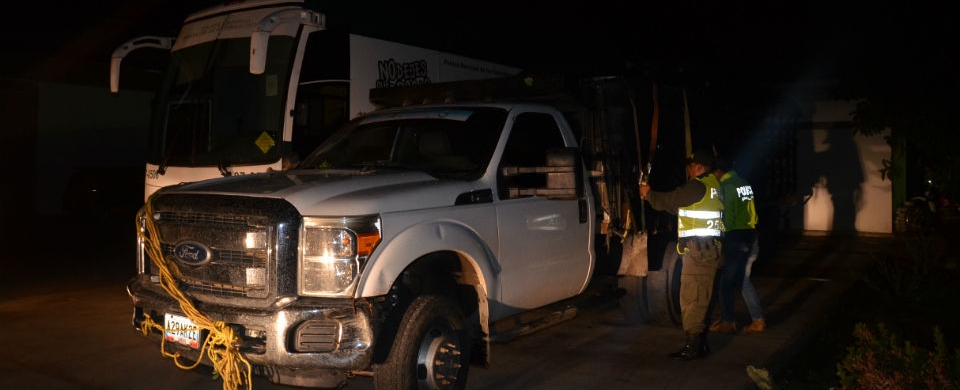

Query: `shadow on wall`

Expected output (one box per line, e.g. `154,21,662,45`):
799,125,865,232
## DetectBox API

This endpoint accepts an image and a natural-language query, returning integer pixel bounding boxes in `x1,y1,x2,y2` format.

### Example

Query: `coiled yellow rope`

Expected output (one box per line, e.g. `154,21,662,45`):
136,199,253,390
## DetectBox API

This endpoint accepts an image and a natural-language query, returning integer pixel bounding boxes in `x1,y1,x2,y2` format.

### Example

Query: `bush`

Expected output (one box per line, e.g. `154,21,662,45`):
833,235,960,389
835,323,960,390
773,235,960,389
860,237,952,303
837,236,960,390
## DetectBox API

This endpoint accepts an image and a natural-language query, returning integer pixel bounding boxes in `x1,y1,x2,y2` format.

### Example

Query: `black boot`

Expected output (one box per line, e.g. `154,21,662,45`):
668,332,704,360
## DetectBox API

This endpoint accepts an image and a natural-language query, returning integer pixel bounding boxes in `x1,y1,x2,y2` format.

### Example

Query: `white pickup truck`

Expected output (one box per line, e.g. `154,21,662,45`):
127,74,690,389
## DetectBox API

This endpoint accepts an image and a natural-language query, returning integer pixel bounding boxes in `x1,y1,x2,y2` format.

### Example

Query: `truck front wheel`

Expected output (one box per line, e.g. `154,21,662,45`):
374,295,471,390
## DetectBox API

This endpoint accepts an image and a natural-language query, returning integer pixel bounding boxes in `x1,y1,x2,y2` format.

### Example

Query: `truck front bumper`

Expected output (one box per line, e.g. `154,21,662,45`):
126,277,380,388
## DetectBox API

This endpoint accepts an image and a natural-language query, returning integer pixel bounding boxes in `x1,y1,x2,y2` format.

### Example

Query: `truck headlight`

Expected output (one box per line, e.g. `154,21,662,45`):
299,216,381,297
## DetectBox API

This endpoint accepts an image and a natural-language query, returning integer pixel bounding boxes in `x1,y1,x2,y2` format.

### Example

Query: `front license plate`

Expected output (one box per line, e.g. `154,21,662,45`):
164,313,201,349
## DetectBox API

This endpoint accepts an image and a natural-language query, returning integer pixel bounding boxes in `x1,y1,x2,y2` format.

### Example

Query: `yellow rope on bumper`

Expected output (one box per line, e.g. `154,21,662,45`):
137,199,254,390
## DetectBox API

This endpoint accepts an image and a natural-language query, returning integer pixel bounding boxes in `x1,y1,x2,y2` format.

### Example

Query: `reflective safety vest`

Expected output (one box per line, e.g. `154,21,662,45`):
719,170,758,231
677,174,724,238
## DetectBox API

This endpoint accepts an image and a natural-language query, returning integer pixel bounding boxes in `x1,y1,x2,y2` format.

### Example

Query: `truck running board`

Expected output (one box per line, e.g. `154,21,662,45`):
489,303,578,343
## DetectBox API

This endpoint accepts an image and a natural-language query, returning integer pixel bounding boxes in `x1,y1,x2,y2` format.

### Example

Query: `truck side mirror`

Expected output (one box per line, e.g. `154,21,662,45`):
500,147,584,200
544,147,584,200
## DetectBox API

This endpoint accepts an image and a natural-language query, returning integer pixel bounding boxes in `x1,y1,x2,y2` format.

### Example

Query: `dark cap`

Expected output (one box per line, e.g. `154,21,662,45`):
686,147,716,168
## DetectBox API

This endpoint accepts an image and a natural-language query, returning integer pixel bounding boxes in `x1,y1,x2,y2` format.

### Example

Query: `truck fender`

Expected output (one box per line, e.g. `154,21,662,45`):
358,220,499,365
357,218,500,304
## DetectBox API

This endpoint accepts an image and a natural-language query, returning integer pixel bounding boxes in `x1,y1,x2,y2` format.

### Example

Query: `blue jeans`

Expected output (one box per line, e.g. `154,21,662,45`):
716,230,754,323
742,235,764,321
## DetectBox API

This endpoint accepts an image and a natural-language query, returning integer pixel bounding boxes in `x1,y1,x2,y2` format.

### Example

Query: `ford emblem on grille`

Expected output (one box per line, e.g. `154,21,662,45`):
174,241,212,266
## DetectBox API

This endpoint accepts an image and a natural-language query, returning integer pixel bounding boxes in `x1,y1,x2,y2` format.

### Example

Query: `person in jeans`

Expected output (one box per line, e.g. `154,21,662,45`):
709,158,765,334
740,234,765,333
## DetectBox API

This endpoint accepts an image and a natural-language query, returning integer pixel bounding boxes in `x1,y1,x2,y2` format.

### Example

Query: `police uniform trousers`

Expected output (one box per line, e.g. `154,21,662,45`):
678,236,722,334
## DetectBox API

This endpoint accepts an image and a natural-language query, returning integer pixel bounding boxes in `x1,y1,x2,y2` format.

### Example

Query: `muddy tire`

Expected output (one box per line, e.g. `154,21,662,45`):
643,243,682,326
373,295,471,390
618,275,651,324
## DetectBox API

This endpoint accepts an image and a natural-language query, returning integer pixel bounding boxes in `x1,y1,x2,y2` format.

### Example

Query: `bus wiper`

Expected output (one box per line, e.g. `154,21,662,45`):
156,136,179,176
156,122,187,176
218,160,231,177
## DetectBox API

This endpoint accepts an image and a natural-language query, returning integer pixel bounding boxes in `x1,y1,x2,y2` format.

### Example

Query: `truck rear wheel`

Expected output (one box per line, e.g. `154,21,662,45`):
374,295,471,390
619,241,682,326
617,275,650,324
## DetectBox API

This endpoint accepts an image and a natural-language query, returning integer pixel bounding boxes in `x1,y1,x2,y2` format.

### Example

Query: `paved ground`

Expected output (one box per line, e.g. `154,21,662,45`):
462,232,893,390
0,215,899,389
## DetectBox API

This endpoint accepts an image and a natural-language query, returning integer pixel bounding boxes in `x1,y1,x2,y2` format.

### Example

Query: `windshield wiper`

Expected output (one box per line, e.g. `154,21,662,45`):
362,160,424,172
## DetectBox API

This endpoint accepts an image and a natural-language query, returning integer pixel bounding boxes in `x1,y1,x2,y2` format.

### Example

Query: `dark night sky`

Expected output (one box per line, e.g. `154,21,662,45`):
2,0,950,90
1,0,952,219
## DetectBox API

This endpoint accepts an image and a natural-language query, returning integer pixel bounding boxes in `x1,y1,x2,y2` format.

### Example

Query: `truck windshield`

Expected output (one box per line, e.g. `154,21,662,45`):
146,36,296,168
300,107,508,179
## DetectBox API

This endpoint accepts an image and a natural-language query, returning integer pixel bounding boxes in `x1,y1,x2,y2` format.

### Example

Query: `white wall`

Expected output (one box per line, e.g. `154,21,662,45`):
797,100,892,233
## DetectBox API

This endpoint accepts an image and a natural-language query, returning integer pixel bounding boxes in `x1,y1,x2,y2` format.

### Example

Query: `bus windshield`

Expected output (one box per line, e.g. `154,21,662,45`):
146,36,296,169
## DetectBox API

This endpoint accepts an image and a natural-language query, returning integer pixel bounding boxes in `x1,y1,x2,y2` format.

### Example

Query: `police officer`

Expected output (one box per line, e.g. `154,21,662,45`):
640,147,724,360
709,157,765,334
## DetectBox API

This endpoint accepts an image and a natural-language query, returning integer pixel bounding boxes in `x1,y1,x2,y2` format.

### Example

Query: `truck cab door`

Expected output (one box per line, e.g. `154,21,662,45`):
494,111,593,315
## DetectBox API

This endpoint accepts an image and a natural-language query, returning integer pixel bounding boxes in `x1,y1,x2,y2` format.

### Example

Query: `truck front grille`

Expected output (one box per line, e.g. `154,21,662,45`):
146,194,301,305
153,214,271,299
179,276,262,298
159,241,269,298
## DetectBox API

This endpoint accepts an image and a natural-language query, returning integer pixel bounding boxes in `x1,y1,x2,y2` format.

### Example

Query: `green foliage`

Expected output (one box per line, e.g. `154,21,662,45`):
835,323,960,390
879,156,898,182
747,365,773,390
830,27,960,203
859,237,948,302
833,237,960,389
775,236,960,389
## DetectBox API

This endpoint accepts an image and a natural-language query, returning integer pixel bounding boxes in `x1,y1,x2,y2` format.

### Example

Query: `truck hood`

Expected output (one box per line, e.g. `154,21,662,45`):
167,168,479,215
